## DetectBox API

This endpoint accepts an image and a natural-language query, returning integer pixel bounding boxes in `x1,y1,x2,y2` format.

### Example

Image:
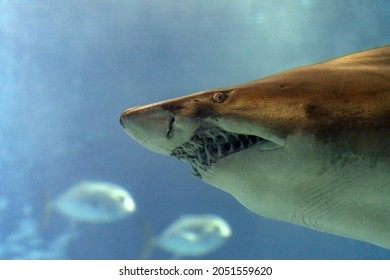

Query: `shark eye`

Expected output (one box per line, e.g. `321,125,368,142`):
213,92,227,103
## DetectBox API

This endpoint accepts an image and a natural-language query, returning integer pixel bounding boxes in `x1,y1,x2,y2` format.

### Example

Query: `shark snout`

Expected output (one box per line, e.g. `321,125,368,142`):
120,106,174,155
119,106,144,128
120,104,198,155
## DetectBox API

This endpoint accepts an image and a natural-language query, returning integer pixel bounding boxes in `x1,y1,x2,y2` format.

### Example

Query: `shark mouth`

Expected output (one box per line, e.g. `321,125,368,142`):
171,127,266,178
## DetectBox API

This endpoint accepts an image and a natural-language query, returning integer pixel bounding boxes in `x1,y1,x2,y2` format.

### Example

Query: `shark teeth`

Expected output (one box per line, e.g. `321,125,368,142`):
171,128,264,178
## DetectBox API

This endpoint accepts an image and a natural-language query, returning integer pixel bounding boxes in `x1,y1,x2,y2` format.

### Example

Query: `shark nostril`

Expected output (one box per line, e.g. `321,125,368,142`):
166,116,175,139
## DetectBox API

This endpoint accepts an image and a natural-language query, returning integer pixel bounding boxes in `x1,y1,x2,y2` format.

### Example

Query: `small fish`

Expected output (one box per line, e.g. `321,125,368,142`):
155,214,231,258
54,180,136,223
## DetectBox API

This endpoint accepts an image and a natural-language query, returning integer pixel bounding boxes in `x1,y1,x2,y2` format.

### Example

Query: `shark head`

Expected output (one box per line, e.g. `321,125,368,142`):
120,84,290,178
120,46,390,249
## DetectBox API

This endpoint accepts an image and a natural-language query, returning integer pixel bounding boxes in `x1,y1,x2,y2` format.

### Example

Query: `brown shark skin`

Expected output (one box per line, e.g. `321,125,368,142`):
122,46,390,148
120,46,390,248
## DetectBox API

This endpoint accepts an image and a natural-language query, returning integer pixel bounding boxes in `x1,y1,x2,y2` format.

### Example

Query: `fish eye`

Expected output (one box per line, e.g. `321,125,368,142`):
213,92,227,103
117,195,125,202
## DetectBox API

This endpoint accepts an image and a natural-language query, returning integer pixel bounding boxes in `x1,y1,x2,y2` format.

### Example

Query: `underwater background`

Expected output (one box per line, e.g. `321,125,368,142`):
1,0,390,259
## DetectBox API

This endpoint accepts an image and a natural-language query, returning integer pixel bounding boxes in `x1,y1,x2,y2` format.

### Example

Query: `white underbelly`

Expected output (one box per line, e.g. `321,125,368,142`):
201,136,390,248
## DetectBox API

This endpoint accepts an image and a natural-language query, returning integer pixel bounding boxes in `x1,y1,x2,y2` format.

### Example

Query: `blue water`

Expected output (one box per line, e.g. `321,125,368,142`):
1,0,390,259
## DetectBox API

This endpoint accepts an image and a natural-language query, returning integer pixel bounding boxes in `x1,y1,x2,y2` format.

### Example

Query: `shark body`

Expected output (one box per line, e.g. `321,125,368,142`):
120,46,390,248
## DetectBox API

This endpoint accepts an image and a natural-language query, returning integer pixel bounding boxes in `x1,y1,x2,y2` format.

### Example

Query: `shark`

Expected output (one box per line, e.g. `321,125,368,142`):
120,46,390,248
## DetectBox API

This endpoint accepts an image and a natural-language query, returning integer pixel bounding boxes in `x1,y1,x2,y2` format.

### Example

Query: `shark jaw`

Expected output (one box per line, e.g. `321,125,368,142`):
171,126,266,177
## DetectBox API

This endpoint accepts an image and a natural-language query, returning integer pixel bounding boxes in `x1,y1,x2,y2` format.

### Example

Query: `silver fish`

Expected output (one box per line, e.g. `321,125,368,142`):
55,180,136,223
156,214,231,258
